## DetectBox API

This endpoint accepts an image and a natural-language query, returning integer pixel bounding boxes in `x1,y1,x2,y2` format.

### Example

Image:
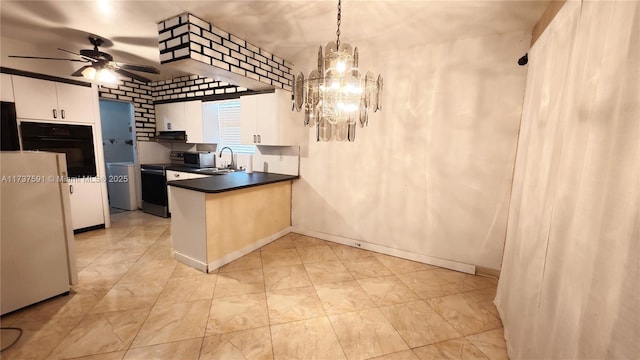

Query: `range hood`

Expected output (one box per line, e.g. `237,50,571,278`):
155,131,187,142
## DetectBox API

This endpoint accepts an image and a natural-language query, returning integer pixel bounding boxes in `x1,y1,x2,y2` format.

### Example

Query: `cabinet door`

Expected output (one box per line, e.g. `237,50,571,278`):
166,171,210,212
55,82,95,123
255,93,279,145
155,102,185,132
12,76,58,120
184,100,204,143
240,94,258,144
69,180,104,230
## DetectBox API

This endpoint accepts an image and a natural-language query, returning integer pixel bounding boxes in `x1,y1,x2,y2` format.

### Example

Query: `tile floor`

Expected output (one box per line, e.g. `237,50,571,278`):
0,210,509,360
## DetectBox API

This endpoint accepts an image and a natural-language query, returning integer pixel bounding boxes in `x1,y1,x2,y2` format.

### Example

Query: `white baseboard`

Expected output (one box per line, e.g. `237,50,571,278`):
207,227,293,272
174,251,208,273
291,227,476,275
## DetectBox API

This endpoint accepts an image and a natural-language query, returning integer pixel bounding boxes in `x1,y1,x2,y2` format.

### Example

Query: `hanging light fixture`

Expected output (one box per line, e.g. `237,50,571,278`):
81,65,118,84
292,0,383,142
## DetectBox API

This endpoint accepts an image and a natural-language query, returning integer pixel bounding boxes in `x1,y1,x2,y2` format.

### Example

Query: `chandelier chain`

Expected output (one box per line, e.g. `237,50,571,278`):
336,0,342,49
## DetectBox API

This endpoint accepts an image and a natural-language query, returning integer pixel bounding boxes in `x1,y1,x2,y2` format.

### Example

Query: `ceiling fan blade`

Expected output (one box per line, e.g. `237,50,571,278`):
8,55,87,62
71,65,92,77
114,68,151,83
116,63,160,74
58,48,97,62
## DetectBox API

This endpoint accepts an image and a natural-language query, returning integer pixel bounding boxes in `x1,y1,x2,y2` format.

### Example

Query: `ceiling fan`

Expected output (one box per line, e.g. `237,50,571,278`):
9,36,160,83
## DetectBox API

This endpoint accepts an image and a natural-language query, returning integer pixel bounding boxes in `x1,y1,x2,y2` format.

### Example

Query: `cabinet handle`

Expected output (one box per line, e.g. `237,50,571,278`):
53,109,57,119
258,135,261,143
175,173,180,178
69,184,73,194
61,109,65,119
253,135,257,143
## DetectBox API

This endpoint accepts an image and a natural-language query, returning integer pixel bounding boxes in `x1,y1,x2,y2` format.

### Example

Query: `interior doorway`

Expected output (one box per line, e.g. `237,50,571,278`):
99,99,137,214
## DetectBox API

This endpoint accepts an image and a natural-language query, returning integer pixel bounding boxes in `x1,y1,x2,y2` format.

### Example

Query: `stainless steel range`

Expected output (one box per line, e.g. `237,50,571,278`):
140,151,184,217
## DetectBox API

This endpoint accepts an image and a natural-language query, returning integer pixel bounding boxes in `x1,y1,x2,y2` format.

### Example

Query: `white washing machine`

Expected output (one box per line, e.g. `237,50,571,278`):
106,162,137,210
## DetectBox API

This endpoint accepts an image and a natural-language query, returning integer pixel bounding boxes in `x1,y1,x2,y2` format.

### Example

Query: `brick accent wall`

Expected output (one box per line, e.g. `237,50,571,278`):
157,13,294,91
98,74,252,141
151,74,249,102
98,79,155,141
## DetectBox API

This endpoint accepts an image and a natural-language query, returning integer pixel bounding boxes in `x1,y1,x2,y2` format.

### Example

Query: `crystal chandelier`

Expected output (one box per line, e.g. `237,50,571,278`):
292,0,383,142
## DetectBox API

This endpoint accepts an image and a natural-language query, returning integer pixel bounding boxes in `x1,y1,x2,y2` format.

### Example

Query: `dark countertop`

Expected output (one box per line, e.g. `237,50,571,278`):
167,171,298,193
165,165,217,174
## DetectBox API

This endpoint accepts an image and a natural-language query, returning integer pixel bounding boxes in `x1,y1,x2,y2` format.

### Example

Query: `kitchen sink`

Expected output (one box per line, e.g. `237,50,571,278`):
193,168,235,175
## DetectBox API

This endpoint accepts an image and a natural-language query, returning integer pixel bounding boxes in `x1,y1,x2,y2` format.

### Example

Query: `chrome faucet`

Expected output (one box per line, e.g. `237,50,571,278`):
219,147,234,169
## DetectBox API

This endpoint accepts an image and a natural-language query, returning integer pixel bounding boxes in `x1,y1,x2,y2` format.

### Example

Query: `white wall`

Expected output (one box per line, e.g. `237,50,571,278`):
291,31,531,270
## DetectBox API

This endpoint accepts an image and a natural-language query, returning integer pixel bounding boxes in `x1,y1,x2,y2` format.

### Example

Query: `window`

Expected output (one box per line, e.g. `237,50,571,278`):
217,99,255,154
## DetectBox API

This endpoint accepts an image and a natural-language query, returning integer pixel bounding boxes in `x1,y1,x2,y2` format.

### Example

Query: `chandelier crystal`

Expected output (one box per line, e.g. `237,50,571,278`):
292,0,383,142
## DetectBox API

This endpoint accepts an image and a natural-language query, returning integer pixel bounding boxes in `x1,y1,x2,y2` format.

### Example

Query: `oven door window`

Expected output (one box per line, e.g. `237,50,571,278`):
141,171,168,206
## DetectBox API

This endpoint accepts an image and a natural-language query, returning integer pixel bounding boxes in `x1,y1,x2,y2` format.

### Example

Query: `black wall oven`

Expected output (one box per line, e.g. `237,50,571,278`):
20,121,97,178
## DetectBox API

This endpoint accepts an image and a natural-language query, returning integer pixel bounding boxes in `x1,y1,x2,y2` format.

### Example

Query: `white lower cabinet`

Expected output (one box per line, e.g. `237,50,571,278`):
166,171,211,213
69,179,104,230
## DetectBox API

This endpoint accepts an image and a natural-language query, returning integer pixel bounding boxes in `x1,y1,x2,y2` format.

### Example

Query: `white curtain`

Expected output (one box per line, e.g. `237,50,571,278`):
496,1,639,359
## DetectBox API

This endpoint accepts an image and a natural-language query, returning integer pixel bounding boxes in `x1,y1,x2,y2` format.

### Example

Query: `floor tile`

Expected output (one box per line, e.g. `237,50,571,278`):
372,253,436,274
266,286,326,324
271,317,346,360
131,300,210,347
292,235,328,248
95,246,150,264
304,261,355,285
117,258,176,287
2,287,104,322
314,280,375,314
89,281,163,314
413,338,489,360
466,328,509,360
155,275,217,305
427,294,502,336
357,275,419,306
49,309,149,359
366,350,420,360
261,248,302,268
78,262,136,288
342,257,393,279
330,243,374,260
200,327,273,360
296,244,339,263
264,264,312,290
329,308,409,360
207,293,269,335
171,262,213,278
123,338,202,360
0,316,82,360
379,300,461,347
219,251,262,273
397,269,462,298
213,269,265,298
261,236,296,251
71,351,126,360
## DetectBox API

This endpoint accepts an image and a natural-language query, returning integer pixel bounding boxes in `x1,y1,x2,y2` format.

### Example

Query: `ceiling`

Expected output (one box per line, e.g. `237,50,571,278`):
0,0,549,84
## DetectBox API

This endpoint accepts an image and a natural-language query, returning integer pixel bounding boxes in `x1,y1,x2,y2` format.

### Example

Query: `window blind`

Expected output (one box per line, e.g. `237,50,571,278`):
217,100,255,154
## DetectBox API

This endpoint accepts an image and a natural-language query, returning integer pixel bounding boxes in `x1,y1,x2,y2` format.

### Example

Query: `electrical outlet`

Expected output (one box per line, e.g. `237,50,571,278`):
354,242,362,247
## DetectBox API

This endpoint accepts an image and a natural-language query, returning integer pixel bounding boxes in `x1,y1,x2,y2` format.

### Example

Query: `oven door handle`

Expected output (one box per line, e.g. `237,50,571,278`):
141,168,165,176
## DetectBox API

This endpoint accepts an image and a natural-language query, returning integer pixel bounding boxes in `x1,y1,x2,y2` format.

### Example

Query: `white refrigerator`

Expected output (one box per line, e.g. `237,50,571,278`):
0,151,78,315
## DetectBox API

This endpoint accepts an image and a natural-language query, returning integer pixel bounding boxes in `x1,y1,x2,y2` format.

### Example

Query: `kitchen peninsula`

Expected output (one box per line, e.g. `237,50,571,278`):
167,171,298,272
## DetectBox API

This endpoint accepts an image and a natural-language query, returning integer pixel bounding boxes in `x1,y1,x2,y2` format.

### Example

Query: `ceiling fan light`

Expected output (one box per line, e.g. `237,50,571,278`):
96,68,117,83
81,66,97,80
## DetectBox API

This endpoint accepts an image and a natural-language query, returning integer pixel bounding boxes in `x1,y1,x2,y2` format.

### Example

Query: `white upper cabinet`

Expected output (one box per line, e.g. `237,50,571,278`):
240,89,301,146
12,76,95,123
155,102,186,132
1,73,14,102
156,100,219,144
